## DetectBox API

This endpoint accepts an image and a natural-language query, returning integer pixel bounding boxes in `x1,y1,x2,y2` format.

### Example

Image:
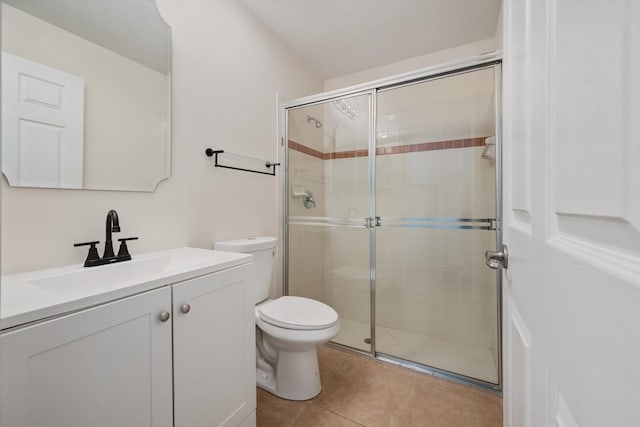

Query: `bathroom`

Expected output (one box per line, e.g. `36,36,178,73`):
1,1,639,426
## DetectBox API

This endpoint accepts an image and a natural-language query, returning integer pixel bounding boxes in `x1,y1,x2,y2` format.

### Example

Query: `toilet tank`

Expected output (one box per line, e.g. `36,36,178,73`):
213,237,277,304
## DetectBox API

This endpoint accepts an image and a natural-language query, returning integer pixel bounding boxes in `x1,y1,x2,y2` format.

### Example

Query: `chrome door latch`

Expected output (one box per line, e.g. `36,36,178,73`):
365,217,381,228
485,244,509,269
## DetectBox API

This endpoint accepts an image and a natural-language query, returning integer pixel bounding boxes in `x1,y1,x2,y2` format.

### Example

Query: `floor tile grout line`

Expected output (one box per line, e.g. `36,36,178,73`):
396,372,421,427
309,403,368,427
312,347,418,427
289,404,309,427
292,402,368,427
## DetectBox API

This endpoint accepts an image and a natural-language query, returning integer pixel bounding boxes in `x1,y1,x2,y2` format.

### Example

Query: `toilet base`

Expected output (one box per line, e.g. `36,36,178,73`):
256,367,277,394
257,348,321,401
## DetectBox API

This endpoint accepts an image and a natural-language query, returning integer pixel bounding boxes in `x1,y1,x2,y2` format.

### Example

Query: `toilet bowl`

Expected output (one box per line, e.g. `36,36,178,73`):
214,237,340,400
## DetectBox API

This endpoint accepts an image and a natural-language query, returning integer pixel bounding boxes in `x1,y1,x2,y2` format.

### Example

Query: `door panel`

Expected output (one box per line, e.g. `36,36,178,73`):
286,93,373,352
374,67,499,384
0,287,173,427
172,265,254,427
503,0,640,425
376,227,498,382
1,52,84,188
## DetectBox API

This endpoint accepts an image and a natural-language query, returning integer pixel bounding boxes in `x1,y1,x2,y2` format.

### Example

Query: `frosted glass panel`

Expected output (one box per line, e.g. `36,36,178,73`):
285,66,500,384
375,67,499,383
287,94,372,352
288,225,371,351
376,227,498,382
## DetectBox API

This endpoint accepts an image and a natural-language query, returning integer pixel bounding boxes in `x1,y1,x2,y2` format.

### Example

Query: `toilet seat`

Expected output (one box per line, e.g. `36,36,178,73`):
257,296,338,331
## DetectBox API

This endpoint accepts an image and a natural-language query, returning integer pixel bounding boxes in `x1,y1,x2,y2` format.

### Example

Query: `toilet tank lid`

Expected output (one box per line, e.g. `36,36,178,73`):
214,236,277,253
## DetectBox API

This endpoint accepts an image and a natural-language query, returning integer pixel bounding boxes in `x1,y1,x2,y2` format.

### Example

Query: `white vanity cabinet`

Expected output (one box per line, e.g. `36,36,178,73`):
172,264,256,427
0,286,174,427
0,260,255,427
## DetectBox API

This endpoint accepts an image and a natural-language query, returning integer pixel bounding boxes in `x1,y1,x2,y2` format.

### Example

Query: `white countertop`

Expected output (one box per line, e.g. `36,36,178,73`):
1,247,252,330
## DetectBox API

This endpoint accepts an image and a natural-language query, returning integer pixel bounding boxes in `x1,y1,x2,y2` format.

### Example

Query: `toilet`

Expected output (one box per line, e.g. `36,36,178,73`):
214,237,340,400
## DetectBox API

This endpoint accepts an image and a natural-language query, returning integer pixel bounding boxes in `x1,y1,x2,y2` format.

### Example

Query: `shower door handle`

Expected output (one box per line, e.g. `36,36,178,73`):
485,244,508,269
365,217,381,228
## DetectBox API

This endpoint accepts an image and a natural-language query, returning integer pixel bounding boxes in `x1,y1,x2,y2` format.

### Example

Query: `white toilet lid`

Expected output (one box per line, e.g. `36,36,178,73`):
258,296,338,331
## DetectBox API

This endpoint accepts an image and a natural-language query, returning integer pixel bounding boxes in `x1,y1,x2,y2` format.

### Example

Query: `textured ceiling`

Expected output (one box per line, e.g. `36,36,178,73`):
4,0,171,74
239,0,501,80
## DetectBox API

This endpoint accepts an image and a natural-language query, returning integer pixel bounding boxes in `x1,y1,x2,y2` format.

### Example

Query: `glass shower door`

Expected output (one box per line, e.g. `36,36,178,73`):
286,93,373,352
374,67,500,383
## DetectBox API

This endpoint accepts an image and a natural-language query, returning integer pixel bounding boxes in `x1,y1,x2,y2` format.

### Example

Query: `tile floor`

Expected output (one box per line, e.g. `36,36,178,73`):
257,345,503,427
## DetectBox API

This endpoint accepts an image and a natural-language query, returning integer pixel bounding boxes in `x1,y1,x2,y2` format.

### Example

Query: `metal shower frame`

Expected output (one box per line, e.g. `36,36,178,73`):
282,52,503,393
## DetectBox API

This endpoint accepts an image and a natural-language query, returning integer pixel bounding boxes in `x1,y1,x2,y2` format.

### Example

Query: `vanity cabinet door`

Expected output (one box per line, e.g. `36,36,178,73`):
0,287,173,427
172,264,256,427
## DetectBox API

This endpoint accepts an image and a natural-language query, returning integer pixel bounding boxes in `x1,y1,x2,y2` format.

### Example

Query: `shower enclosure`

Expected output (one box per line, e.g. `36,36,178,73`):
284,58,502,389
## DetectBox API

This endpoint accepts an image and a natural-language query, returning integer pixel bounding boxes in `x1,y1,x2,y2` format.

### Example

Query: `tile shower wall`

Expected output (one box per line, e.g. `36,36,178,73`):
287,106,327,302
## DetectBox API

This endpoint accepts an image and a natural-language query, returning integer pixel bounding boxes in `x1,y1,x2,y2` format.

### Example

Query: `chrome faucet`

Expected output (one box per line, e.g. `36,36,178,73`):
74,210,138,267
103,210,121,259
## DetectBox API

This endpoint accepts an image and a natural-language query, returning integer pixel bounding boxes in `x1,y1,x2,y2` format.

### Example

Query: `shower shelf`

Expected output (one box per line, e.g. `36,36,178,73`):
205,148,280,176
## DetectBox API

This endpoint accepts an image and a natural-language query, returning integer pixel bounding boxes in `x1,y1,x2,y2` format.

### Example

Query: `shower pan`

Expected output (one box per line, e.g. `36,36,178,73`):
284,57,502,390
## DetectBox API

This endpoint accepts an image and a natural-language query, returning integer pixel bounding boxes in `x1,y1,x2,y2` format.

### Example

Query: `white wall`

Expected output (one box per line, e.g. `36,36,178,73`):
495,3,504,51
1,0,322,282
324,38,497,91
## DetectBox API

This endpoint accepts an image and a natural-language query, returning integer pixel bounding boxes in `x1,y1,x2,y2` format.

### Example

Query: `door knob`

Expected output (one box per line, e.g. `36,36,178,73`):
181,304,191,314
485,244,508,269
159,311,171,322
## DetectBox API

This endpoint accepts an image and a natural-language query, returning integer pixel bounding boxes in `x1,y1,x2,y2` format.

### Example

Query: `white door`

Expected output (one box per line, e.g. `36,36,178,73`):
1,52,84,188
502,0,640,426
0,287,173,427
172,264,256,427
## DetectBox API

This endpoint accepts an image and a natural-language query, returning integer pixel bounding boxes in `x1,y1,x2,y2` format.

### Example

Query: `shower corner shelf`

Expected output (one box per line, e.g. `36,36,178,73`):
205,148,280,176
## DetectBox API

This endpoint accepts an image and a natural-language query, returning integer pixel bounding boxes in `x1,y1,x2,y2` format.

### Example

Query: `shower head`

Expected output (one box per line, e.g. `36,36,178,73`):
306,115,322,128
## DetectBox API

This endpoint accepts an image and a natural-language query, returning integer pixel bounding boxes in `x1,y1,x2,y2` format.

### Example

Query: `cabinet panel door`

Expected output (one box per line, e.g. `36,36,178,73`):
173,264,255,427
0,287,173,427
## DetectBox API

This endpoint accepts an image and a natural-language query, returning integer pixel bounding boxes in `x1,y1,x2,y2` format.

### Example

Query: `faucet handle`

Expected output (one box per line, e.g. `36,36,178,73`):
74,241,101,267
74,240,100,247
117,237,138,260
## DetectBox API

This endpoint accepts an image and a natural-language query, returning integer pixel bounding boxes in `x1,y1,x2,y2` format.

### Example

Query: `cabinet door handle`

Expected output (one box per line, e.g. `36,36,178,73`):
159,311,171,322
181,304,191,314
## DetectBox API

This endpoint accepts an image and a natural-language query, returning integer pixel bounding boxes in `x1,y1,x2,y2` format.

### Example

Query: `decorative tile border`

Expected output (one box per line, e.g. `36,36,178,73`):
288,137,487,160
287,140,325,160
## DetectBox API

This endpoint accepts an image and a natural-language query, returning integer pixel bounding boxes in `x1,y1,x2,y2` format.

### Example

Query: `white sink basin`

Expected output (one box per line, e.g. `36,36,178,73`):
31,253,210,293
1,247,252,330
